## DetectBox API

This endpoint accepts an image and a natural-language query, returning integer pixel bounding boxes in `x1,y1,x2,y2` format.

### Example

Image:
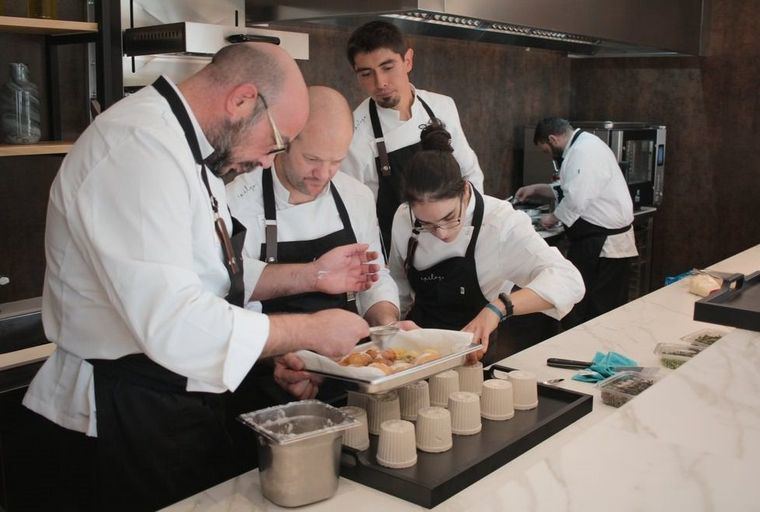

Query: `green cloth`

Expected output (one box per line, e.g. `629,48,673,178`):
571,351,638,383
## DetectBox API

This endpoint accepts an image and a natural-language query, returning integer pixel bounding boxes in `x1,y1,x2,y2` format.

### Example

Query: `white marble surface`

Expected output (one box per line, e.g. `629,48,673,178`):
165,245,760,511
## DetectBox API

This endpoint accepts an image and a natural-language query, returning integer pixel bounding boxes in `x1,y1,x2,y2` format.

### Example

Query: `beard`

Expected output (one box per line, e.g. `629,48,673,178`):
205,117,258,177
374,92,400,109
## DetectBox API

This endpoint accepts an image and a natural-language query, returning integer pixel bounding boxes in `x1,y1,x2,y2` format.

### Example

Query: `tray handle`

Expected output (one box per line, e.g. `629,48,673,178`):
720,273,745,291
487,363,517,379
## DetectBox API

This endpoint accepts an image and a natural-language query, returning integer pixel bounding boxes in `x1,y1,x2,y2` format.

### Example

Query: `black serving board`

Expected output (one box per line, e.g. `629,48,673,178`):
339,364,593,508
694,271,760,332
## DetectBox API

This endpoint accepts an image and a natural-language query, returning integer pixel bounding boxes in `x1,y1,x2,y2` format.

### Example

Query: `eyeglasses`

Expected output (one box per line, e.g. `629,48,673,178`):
259,94,289,156
409,193,465,233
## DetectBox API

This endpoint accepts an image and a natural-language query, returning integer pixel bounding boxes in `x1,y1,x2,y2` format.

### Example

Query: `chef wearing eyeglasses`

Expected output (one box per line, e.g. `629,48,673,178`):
388,121,585,361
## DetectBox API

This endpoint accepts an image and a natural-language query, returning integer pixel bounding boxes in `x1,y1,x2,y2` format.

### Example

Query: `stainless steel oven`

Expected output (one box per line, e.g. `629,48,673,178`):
572,121,666,208
519,121,666,209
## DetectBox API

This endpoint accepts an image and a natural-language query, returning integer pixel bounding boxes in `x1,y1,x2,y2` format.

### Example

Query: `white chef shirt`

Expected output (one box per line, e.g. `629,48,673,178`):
553,130,638,258
23,78,269,437
389,184,585,320
226,165,400,315
342,86,485,199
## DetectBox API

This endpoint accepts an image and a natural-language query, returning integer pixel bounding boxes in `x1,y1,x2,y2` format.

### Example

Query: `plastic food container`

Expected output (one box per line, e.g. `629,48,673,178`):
680,327,729,348
654,343,704,369
597,369,659,407
238,400,358,507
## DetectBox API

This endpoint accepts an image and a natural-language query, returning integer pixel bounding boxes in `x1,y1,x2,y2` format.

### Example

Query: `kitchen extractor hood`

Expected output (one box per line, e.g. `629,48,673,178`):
120,0,308,88
123,22,308,59
245,0,707,57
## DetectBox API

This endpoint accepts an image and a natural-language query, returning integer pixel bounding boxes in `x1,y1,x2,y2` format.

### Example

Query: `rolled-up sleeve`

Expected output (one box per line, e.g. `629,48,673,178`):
350,183,400,315
71,129,267,392
498,211,585,319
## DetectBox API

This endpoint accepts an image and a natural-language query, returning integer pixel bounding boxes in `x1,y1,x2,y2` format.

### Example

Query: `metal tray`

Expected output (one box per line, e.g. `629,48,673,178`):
694,271,760,332
339,364,593,508
305,342,482,394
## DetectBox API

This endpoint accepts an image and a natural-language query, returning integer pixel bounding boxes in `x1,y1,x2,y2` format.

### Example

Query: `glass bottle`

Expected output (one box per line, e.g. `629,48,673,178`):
28,0,57,19
1,63,42,144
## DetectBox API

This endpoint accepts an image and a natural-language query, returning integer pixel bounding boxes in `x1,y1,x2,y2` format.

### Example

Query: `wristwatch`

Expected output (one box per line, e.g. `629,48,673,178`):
498,293,515,319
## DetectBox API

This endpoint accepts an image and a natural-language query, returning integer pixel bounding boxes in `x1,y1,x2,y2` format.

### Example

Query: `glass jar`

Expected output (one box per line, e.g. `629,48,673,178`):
1,63,42,144
28,0,57,19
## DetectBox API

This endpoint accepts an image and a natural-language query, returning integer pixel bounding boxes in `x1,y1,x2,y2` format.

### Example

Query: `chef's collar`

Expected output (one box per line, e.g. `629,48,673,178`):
270,158,332,206
161,75,215,162
562,128,582,158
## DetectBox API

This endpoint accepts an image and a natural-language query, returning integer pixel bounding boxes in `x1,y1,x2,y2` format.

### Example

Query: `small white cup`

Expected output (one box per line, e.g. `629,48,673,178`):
448,391,482,435
480,379,515,420
376,419,418,469
415,406,453,453
509,370,538,410
398,380,430,421
456,362,484,395
339,406,370,451
429,370,460,408
346,390,370,410
366,391,401,435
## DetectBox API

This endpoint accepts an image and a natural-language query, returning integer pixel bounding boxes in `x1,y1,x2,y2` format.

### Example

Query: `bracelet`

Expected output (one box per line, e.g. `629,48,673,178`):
484,303,506,323
498,293,515,318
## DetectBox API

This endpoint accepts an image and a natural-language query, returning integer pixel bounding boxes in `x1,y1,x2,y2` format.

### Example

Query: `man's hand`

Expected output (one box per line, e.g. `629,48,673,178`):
394,319,420,331
312,243,380,294
306,309,370,358
273,353,322,400
515,183,554,203
461,306,500,364
262,309,369,359
540,213,559,229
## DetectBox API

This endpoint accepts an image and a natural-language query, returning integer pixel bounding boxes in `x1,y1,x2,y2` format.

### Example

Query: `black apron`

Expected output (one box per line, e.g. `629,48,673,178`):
369,95,436,257
258,166,358,314
87,76,248,511
560,130,633,326
227,167,360,450
406,187,488,330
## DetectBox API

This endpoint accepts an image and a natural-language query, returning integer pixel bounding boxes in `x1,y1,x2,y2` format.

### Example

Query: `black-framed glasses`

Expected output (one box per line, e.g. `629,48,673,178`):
408,192,465,233
259,94,289,156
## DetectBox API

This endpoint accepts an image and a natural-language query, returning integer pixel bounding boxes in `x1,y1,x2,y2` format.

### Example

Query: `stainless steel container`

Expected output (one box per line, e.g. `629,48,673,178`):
239,400,358,507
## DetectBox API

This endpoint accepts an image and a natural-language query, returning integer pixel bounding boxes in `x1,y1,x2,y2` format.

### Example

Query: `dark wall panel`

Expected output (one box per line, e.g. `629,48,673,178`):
571,0,760,286
286,24,571,198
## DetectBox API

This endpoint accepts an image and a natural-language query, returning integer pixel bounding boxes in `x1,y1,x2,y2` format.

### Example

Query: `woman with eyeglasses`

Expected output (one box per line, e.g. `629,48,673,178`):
388,121,585,361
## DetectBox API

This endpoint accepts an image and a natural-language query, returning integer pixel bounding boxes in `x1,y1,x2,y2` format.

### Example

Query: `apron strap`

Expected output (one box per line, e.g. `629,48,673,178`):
328,181,357,242
554,129,584,173
261,167,279,263
368,99,392,177
465,186,485,260
152,76,245,306
368,93,437,178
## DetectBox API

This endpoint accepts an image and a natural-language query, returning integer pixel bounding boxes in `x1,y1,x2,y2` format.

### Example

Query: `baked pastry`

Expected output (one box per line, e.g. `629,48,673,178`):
368,362,393,375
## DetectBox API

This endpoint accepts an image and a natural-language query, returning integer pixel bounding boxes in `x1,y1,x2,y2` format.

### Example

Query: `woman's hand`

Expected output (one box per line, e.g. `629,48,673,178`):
461,305,501,364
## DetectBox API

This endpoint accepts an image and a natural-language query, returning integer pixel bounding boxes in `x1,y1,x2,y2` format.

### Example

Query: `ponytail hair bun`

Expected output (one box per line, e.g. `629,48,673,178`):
419,119,453,153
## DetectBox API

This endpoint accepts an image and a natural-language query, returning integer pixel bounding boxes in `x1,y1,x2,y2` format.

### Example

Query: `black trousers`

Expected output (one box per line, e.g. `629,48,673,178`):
564,255,633,329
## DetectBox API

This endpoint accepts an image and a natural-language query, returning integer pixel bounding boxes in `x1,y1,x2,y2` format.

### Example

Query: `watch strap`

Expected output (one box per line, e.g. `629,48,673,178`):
498,293,515,318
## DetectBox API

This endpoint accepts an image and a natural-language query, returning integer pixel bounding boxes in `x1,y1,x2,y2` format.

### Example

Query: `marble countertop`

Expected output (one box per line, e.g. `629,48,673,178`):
165,244,760,511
